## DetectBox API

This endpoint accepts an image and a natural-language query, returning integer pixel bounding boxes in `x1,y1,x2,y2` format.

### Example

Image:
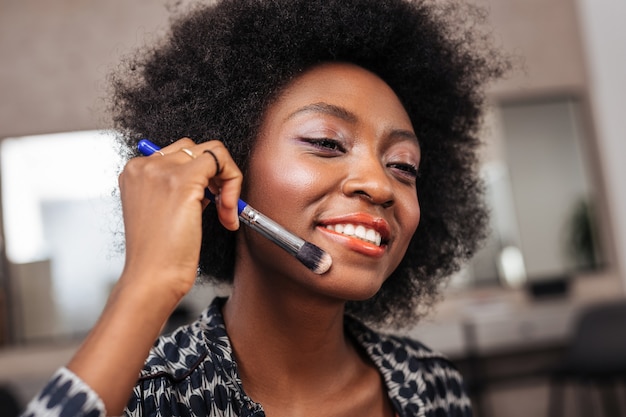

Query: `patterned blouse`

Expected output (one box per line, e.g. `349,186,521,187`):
22,298,472,417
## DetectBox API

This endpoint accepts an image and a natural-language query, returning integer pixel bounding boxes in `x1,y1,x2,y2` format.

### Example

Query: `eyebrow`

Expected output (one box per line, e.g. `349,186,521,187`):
285,102,358,123
286,101,420,145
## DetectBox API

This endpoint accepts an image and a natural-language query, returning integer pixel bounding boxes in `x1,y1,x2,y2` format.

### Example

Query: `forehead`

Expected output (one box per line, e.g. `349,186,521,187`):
269,62,414,130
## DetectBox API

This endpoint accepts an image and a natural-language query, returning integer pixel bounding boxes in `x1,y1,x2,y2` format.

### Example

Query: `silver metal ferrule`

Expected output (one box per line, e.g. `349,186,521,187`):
239,205,305,255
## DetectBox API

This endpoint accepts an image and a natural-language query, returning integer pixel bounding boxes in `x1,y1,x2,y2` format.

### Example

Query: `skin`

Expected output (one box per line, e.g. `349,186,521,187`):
66,62,420,417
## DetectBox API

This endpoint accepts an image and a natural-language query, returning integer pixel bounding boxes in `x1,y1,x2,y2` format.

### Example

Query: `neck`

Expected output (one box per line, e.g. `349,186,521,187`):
222,265,359,401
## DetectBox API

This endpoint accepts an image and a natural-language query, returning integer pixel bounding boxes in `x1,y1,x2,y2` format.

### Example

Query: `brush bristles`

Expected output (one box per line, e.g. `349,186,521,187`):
296,242,332,274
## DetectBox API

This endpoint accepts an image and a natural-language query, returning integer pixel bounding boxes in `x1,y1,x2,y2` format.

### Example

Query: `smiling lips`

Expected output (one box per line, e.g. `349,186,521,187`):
324,223,382,246
319,214,391,253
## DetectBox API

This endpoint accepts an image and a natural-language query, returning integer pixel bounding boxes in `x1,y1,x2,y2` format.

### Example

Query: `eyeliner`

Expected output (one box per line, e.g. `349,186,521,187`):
137,139,332,275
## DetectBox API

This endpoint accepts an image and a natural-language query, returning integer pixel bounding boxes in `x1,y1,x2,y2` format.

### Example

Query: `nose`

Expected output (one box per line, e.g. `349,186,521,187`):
342,153,395,208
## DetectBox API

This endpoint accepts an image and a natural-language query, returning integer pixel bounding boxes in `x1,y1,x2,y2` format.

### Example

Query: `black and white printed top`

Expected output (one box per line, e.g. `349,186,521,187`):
22,298,472,417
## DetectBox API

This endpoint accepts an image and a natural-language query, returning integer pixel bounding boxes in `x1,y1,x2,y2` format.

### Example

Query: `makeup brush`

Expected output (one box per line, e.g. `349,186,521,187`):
137,139,332,275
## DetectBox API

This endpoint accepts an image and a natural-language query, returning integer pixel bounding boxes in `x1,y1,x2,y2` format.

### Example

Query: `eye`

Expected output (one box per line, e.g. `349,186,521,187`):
302,138,346,154
387,162,419,182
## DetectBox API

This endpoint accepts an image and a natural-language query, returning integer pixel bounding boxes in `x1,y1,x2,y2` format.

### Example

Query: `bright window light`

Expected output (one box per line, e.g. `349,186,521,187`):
1,130,122,263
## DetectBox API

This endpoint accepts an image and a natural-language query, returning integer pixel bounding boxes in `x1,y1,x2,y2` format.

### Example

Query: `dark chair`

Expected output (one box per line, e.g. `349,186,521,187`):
0,385,20,417
549,299,626,417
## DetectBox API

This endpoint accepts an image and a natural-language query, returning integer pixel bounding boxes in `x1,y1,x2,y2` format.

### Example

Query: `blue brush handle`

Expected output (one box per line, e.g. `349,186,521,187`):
138,139,247,214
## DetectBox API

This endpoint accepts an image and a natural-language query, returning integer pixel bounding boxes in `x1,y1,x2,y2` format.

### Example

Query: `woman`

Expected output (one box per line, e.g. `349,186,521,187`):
22,0,507,416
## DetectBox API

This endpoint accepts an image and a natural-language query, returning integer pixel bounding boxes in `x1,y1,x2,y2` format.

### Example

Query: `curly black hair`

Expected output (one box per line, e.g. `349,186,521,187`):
110,0,508,328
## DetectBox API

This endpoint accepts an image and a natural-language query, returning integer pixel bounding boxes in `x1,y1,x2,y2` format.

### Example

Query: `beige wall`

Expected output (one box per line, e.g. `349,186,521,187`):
0,0,174,138
1,0,589,139
484,0,588,95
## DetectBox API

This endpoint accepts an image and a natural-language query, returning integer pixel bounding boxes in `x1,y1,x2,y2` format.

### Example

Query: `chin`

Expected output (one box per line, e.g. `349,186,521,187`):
316,270,387,302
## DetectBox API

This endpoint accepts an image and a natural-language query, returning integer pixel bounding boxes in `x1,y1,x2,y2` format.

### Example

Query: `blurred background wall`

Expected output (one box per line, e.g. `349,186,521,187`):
0,0,625,416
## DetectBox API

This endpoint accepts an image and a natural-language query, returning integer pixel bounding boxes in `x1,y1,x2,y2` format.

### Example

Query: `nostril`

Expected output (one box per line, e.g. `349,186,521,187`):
354,190,375,203
353,190,394,208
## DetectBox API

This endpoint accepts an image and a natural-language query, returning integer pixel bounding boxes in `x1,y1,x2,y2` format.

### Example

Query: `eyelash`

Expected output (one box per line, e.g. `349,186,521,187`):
388,162,419,178
303,138,346,153
303,137,419,181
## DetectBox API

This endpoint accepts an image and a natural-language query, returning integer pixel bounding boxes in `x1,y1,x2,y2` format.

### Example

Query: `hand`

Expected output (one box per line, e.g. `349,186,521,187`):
118,137,242,302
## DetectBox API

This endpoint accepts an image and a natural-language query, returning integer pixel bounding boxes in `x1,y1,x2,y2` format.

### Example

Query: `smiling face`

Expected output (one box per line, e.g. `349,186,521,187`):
236,62,421,301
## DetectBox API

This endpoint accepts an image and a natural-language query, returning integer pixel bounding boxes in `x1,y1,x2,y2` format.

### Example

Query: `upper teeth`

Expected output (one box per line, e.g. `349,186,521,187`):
325,224,382,246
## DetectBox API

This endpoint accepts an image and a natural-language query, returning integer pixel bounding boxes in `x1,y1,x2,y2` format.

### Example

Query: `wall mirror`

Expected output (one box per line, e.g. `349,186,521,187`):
465,96,606,289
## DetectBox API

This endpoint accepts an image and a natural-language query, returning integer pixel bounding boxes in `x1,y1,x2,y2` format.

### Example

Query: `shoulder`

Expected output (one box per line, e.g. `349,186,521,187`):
347,315,461,370
347,317,472,417
125,298,261,417
138,298,233,380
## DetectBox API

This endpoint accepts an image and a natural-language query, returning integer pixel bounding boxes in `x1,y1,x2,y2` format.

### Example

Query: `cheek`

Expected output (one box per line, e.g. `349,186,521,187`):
401,194,421,240
246,151,328,217
278,162,324,196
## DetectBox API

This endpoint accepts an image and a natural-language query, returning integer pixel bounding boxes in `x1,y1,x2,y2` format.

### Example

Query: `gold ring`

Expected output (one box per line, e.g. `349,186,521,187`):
180,148,196,159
